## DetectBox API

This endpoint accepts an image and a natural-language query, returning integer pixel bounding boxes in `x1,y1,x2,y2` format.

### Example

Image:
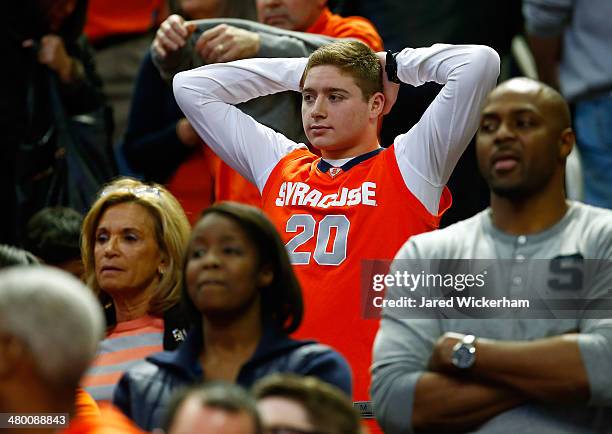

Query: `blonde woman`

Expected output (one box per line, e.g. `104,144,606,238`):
81,177,191,402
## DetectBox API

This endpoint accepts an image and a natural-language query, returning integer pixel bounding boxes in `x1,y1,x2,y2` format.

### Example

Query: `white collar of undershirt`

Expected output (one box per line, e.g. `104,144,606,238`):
321,145,383,167
321,157,353,167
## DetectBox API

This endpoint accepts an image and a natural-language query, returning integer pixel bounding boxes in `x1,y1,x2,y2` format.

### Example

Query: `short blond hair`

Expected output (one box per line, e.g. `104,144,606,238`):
301,40,383,101
81,177,191,316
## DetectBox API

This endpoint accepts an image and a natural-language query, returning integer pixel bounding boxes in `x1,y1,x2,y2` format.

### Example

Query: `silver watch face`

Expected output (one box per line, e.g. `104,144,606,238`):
452,344,476,369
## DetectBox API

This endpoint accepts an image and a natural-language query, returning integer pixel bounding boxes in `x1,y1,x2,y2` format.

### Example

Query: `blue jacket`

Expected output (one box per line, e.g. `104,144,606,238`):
113,323,352,431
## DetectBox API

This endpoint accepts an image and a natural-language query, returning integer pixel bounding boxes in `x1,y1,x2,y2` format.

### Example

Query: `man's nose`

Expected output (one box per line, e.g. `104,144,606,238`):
494,121,516,144
310,96,327,119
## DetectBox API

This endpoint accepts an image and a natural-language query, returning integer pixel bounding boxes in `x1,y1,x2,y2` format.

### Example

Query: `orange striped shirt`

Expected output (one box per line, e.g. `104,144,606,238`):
82,315,164,402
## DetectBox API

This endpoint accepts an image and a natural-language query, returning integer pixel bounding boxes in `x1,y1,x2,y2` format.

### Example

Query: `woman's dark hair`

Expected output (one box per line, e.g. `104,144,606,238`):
24,206,83,265
182,202,303,334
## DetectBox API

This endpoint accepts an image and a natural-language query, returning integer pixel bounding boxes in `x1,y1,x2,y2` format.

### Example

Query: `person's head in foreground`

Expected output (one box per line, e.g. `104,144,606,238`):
253,374,363,434
24,206,84,277
183,201,303,333
0,266,104,414
300,40,385,159
476,77,574,204
82,177,191,323
160,382,262,434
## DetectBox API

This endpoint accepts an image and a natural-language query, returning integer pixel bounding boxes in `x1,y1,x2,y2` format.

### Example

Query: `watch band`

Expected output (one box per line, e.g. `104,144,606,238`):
385,51,401,84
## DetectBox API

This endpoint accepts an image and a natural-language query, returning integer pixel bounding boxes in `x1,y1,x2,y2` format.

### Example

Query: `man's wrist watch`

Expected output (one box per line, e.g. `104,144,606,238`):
451,334,476,369
385,51,401,84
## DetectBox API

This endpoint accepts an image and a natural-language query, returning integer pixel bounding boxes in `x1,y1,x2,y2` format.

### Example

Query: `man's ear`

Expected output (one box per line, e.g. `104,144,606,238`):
559,127,575,160
0,335,26,378
370,92,385,118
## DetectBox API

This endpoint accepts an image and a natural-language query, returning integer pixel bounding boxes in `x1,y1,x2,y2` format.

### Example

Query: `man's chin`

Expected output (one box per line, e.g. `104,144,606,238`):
490,183,530,200
308,138,332,150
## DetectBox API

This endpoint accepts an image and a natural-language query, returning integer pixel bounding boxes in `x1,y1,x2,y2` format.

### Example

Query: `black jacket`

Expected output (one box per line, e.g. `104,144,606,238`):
3,0,107,244
113,323,352,431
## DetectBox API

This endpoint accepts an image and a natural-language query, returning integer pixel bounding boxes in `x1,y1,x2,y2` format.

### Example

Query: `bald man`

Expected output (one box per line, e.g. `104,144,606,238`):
372,78,612,433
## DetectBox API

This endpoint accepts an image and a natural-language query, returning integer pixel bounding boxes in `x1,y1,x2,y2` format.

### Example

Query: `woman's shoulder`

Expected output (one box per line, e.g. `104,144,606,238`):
279,339,352,395
285,340,350,368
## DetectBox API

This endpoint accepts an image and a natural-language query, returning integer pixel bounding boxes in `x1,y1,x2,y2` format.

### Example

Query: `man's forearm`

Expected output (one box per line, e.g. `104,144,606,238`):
153,18,334,78
412,372,525,432
190,18,334,57
527,34,561,89
471,334,589,402
151,42,194,81
172,56,307,190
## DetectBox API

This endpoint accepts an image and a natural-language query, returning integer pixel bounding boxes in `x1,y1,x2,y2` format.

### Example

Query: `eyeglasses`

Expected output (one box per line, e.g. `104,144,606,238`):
99,185,161,198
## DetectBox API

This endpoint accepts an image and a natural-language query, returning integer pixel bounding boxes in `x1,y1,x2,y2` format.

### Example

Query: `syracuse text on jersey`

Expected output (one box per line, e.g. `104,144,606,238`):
275,181,377,209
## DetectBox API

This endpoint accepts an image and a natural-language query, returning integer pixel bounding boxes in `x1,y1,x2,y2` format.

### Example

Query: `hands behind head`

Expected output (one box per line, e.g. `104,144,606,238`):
153,14,196,59
195,24,261,64
376,51,400,116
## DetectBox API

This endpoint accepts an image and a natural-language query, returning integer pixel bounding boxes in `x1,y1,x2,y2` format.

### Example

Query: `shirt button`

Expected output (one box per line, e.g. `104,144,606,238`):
512,276,523,285
517,235,527,245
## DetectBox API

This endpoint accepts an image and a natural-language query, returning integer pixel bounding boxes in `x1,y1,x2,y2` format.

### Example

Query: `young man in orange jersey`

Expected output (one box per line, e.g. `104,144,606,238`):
173,40,499,423
151,0,383,208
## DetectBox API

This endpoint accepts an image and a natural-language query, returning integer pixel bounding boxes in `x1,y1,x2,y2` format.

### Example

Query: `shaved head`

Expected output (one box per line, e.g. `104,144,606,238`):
476,77,575,201
487,77,571,132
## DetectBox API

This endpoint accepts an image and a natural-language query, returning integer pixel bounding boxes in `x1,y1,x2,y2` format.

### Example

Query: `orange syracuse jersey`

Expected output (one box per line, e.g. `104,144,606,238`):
262,145,451,414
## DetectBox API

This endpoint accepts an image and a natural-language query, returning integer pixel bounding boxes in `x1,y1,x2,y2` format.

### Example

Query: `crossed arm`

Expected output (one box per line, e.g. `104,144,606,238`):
371,316,612,433
371,242,612,433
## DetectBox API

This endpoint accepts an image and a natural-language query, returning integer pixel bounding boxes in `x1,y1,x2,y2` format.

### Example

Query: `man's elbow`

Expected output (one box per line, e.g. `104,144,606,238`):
371,378,416,434
469,45,501,84
173,70,211,115
172,70,190,107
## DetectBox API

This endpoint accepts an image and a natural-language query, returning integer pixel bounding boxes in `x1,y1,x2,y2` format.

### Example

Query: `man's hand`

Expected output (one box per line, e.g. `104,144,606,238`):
153,14,196,59
376,51,400,115
176,118,202,147
195,24,261,64
428,332,465,373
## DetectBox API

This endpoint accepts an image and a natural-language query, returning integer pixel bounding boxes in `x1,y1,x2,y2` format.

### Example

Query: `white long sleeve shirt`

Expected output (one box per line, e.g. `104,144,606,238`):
173,44,500,214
